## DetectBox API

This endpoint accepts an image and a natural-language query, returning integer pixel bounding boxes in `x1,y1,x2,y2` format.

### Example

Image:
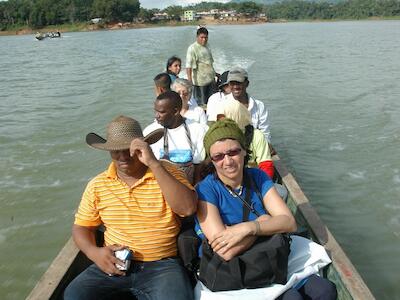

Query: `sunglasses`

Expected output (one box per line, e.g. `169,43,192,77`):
210,148,242,162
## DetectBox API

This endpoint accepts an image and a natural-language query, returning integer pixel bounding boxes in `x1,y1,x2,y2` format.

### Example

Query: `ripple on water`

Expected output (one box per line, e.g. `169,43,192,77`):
62,149,76,155
393,174,400,184
0,218,57,242
22,179,61,189
329,142,346,151
347,170,367,180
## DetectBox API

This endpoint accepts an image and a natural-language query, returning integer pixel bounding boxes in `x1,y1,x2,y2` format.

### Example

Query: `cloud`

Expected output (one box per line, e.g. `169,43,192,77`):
141,0,230,9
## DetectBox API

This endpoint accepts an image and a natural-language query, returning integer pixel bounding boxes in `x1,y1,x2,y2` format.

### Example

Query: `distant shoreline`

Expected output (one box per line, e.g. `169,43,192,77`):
0,19,267,37
1,16,399,37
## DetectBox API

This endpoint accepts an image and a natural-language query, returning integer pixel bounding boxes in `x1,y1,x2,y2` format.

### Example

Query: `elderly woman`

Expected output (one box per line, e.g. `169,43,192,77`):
172,78,207,126
195,119,337,300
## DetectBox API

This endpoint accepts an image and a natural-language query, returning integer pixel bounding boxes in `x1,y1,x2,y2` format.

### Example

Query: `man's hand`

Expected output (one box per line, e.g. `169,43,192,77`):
130,138,159,168
90,244,127,276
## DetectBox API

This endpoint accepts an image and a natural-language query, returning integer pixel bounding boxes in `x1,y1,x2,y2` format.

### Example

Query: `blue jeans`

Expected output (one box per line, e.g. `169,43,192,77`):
64,258,193,300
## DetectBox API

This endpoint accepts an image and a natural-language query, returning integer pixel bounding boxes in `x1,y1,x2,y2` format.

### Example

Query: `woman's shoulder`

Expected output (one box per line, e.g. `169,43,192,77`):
197,173,222,190
197,173,218,187
247,167,270,183
168,73,177,82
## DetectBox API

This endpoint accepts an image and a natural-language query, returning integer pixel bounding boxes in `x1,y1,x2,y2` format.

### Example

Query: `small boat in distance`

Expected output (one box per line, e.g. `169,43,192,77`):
26,153,376,299
35,31,61,40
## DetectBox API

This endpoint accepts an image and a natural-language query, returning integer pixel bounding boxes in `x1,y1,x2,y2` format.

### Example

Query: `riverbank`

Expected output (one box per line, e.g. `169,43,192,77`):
2,16,399,37
0,18,267,37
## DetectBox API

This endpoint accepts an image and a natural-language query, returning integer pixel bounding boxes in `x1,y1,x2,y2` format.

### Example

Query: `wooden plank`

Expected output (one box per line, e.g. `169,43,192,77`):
26,237,81,300
273,155,375,300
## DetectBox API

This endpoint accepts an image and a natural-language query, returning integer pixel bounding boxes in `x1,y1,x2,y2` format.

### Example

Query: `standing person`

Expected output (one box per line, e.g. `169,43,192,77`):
172,78,207,126
154,72,172,96
224,67,271,142
64,116,197,300
206,70,231,122
144,91,208,184
166,56,182,83
186,27,216,106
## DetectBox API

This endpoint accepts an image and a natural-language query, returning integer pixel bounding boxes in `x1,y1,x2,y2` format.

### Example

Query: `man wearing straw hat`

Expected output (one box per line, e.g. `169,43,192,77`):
64,116,197,300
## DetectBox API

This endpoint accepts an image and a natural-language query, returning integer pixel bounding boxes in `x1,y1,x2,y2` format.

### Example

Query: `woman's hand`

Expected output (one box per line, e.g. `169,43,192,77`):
210,222,253,254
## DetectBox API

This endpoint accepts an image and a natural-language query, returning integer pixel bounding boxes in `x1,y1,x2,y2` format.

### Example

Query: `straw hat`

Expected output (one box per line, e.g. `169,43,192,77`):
86,115,163,151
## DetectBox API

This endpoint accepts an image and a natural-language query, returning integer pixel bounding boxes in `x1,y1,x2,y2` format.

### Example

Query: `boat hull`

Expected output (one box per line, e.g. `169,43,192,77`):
27,154,375,300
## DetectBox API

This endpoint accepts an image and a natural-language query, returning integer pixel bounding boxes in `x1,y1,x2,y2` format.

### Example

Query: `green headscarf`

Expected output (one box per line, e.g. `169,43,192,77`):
204,118,246,157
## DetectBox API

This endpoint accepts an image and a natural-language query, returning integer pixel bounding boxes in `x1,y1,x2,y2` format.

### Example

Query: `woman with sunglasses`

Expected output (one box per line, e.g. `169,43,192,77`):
195,119,337,299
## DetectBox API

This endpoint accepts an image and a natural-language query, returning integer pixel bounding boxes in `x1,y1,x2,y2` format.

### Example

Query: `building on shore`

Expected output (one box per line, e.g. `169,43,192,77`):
182,10,196,21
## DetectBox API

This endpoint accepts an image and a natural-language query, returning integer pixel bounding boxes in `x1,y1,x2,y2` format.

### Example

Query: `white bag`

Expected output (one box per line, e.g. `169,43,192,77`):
194,236,332,300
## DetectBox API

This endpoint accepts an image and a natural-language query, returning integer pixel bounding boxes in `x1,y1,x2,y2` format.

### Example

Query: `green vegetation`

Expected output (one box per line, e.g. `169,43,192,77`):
267,0,400,20
1,0,399,32
0,0,140,30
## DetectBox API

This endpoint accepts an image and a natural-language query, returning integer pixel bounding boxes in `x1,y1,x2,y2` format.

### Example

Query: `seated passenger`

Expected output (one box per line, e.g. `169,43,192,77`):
144,91,208,184
172,78,207,125
154,72,171,96
220,102,288,200
64,115,197,300
223,67,271,142
166,56,181,83
195,119,337,300
206,70,231,122
220,100,274,179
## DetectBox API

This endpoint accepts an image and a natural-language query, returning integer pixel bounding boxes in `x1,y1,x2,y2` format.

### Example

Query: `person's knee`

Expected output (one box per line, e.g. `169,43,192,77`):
278,288,303,300
144,259,193,300
64,279,83,300
304,275,337,300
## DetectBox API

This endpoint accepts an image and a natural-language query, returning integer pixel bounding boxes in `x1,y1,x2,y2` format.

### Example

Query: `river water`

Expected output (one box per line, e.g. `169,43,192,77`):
0,21,399,299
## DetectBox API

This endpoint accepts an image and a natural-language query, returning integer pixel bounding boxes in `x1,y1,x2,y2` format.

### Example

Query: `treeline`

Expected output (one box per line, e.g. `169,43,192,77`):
267,0,400,20
1,0,400,31
0,0,140,29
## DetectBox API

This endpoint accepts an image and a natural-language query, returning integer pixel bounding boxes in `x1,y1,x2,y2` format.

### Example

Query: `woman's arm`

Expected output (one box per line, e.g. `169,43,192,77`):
206,186,296,260
197,200,256,261
259,187,297,234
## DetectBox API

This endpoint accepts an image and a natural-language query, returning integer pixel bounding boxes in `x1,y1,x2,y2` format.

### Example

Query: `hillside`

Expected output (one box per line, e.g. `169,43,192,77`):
230,0,341,4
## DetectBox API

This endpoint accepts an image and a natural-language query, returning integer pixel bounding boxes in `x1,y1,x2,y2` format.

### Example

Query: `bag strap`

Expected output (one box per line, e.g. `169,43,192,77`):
162,120,193,160
242,171,252,222
249,175,263,204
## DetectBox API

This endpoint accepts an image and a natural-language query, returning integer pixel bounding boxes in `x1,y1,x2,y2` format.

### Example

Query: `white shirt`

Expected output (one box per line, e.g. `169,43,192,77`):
222,93,271,142
184,106,207,126
206,91,226,122
143,121,208,164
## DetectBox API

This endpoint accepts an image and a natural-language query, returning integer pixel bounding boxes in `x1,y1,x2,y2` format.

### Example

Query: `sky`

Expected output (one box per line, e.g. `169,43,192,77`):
141,0,231,9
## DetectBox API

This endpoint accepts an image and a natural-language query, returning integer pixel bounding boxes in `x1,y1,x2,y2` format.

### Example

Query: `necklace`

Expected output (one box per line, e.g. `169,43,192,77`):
225,185,243,197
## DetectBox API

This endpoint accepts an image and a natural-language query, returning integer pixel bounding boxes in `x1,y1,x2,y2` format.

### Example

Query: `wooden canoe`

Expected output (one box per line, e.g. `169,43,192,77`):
26,154,375,300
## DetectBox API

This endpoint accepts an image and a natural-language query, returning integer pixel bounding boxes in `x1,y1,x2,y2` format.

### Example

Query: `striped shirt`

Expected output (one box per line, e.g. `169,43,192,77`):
74,161,194,262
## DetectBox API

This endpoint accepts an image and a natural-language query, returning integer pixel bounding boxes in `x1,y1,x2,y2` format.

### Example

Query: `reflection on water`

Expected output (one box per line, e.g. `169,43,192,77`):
0,21,399,299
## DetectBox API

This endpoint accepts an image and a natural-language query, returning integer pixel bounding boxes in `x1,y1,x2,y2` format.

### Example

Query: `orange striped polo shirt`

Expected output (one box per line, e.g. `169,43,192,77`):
74,161,194,262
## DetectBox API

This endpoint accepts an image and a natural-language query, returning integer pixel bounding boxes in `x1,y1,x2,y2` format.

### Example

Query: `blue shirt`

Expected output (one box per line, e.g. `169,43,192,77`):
195,168,274,239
